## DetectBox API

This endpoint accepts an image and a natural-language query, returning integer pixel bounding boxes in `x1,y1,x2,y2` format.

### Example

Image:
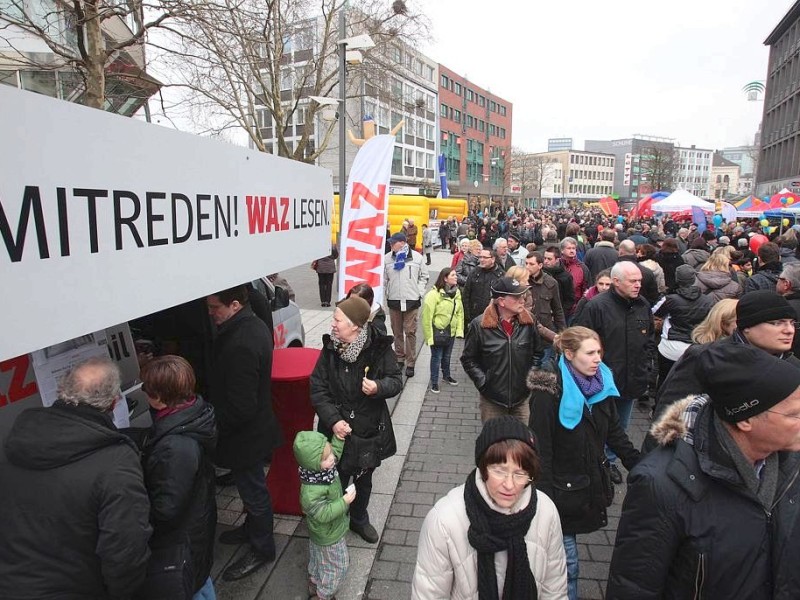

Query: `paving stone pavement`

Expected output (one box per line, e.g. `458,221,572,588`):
363,337,652,600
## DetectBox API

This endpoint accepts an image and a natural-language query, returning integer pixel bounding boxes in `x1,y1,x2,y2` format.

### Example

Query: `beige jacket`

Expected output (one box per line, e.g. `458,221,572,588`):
412,471,568,599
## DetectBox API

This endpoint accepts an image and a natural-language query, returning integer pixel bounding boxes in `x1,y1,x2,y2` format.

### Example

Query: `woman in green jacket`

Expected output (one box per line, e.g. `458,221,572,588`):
422,267,465,394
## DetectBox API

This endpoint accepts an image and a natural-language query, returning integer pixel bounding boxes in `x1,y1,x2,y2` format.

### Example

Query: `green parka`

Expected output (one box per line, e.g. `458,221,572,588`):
293,432,349,546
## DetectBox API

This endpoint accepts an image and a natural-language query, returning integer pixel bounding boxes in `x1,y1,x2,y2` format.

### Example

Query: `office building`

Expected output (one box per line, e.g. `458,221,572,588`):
675,145,713,197
547,137,573,152
757,0,800,196
710,153,741,200
531,150,615,206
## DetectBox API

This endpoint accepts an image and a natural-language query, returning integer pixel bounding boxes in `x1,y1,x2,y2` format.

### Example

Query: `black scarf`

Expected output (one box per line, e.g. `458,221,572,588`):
298,465,337,485
463,469,538,600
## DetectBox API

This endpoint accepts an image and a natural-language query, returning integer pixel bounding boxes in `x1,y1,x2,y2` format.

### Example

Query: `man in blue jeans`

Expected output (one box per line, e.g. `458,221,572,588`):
573,261,655,482
208,286,282,581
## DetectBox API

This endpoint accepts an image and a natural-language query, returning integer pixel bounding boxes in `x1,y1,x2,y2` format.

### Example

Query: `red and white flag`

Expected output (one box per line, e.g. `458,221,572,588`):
337,135,395,304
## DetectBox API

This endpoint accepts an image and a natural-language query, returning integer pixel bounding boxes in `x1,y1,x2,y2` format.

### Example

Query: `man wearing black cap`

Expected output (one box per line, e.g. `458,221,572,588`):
653,289,800,418
461,277,543,424
608,344,800,598
384,231,429,377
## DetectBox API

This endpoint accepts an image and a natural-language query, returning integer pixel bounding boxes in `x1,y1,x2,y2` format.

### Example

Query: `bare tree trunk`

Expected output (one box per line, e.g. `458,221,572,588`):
82,0,107,109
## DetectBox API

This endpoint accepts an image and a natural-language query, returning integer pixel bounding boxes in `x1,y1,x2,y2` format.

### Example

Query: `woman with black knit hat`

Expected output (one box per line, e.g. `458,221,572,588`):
412,416,568,599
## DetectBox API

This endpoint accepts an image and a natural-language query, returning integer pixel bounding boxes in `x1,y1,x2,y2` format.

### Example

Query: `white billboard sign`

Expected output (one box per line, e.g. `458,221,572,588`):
0,87,332,362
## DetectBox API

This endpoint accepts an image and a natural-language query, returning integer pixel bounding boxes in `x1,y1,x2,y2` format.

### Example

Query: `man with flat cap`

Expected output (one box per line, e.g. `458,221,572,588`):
608,343,800,598
461,276,543,424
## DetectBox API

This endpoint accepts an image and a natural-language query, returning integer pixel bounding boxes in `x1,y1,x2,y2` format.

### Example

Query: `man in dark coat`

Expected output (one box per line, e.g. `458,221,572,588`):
0,357,152,599
617,239,660,304
461,277,543,424
778,263,800,357
543,245,576,316
207,284,281,580
574,261,655,481
608,344,800,599
745,242,783,293
584,228,618,278
462,248,506,323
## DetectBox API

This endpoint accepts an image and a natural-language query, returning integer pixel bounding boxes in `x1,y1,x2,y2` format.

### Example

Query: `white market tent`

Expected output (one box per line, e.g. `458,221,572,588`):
651,189,715,213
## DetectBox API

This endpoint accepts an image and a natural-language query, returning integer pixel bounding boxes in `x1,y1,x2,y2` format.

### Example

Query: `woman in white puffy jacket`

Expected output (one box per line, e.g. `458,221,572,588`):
412,416,568,599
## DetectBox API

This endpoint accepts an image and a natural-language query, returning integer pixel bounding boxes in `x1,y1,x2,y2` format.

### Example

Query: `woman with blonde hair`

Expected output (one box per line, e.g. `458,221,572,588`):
456,239,482,286
695,251,742,303
506,265,533,313
528,326,640,600
691,298,738,344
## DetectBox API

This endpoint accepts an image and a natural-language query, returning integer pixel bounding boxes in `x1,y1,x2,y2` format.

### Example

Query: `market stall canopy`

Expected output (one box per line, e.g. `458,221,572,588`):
733,195,773,217
651,189,714,212
629,192,668,219
598,196,619,216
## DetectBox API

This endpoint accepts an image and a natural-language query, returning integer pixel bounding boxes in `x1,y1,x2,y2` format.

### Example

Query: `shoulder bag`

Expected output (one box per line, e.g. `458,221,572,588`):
432,297,456,347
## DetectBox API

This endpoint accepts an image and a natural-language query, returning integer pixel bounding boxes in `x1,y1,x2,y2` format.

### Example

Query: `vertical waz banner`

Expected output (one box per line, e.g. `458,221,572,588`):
338,135,396,305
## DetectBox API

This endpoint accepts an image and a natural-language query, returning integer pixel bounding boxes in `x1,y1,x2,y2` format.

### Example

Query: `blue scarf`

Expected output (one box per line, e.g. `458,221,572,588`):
393,244,409,270
557,355,619,430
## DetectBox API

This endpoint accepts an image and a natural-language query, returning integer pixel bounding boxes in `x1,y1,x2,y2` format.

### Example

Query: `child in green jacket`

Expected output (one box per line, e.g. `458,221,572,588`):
293,431,356,600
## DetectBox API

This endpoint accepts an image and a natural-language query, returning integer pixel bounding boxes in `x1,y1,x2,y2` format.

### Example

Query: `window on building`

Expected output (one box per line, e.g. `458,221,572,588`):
406,116,415,136
500,105,506,116
478,120,485,132
427,65,435,82
453,109,461,123
479,95,485,107
426,153,434,169
392,45,402,63
392,147,402,176
404,148,414,166
441,74,449,88
490,100,496,112
454,82,462,96
440,103,448,118
426,124,434,141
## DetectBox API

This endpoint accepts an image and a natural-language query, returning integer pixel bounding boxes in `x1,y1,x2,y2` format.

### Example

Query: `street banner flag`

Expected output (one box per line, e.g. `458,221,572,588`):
438,153,450,198
338,134,395,304
692,205,707,233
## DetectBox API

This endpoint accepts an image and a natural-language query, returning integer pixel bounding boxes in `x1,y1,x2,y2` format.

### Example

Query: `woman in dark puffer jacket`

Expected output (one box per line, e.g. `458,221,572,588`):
140,355,218,599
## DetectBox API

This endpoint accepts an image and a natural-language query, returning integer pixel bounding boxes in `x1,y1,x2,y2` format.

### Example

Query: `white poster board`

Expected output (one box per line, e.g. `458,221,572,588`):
0,86,332,362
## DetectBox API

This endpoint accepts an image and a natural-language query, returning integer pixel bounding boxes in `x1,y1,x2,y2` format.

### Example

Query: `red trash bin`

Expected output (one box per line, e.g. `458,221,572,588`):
267,347,321,516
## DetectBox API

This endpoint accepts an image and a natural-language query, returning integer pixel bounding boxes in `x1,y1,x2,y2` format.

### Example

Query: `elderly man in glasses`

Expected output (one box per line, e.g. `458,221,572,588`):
608,343,800,598
777,263,800,357
651,290,800,433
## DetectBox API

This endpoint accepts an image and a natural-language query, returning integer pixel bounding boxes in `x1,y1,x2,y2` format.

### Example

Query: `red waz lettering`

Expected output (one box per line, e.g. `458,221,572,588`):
0,355,38,407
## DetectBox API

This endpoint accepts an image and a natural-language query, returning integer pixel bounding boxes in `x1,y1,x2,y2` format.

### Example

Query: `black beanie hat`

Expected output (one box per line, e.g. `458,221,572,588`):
474,416,536,464
698,343,800,422
736,290,795,331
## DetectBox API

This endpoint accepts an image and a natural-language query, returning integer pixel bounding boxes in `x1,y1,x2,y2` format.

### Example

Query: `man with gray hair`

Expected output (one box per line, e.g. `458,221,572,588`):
676,227,690,254
0,356,152,598
777,263,800,357
493,237,516,271
574,261,655,483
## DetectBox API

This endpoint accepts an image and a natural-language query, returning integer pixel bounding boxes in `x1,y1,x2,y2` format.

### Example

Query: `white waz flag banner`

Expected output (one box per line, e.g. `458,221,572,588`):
337,134,395,305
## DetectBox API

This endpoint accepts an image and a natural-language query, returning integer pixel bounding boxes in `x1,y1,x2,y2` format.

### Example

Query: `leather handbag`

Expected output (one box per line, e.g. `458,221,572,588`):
136,531,194,600
338,401,395,474
432,299,456,347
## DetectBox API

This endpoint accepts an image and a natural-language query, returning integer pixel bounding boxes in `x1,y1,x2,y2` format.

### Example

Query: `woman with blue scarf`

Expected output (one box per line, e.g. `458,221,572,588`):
527,326,641,600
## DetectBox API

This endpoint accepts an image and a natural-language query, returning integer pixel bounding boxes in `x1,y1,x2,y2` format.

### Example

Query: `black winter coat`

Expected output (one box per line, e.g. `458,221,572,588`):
655,250,685,293
653,285,713,343
573,288,655,399
528,368,640,535
455,253,479,287
609,398,800,599
744,261,782,293
310,325,403,463
0,402,152,599
142,397,217,593
543,263,576,316
583,241,618,278
461,303,543,408
209,305,281,469
462,263,506,323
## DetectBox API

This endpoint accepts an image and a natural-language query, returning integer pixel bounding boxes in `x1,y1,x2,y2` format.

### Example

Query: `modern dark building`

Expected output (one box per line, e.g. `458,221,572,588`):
757,0,800,196
585,135,676,204
547,137,573,152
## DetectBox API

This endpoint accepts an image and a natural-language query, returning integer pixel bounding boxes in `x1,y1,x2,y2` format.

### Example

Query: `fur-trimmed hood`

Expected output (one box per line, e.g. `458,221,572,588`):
648,395,699,446
526,367,559,396
479,301,534,329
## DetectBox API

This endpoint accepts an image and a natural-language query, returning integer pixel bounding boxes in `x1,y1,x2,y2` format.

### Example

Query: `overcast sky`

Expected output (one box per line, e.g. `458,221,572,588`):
418,0,794,153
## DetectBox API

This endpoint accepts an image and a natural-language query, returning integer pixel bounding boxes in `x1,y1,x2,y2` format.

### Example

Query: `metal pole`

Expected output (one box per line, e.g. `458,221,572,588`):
337,2,347,249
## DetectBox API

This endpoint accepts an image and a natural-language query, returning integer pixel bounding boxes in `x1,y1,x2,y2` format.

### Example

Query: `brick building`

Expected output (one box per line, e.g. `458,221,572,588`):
438,65,513,210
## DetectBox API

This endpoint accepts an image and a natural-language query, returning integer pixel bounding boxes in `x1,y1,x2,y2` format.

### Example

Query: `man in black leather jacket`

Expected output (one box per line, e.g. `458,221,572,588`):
461,277,543,424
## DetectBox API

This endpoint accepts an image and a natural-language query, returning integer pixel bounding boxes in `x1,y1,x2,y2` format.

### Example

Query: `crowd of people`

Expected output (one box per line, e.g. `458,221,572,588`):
6,204,800,599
